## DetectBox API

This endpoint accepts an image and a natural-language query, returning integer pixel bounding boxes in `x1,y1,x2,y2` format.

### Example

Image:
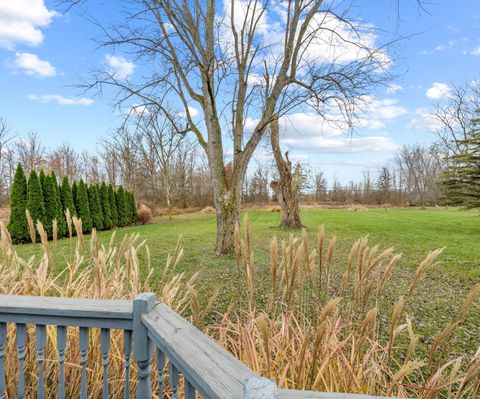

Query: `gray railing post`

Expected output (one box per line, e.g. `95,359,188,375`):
133,293,155,399
244,377,278,399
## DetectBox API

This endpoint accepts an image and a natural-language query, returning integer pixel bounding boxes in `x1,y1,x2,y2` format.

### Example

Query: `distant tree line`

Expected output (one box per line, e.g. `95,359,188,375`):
1,80,478,213
0,119,214,210
242,142,446,208
8,164,137,244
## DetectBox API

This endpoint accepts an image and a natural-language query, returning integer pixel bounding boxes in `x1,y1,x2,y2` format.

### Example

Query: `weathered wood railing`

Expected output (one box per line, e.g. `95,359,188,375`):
0,294,394,398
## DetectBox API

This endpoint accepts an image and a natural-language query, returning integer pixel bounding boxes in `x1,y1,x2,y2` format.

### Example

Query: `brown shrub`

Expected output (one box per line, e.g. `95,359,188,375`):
348,204,369,212
137,204,153,224
265,205,281,212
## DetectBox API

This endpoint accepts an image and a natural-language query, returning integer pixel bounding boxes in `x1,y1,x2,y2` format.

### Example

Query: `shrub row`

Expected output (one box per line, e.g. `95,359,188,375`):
8,164,137,243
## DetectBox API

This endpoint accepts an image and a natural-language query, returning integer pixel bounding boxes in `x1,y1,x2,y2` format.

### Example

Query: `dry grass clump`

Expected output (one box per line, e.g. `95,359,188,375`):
266,205,281,212
137,203,153,224
213,215,480,398
0,219,210,398
200,205,215,214
348,204,369,212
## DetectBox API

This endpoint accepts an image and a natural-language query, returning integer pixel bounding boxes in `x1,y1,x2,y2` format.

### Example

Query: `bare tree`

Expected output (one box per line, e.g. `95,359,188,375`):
395,144,444,208
100,129,138,189
270,118,302,228
433,82,480,157
313,171,328,203
15,132,46,172
134,108,192,215
0,118,14,202
48,144,82,181
76,0,394,253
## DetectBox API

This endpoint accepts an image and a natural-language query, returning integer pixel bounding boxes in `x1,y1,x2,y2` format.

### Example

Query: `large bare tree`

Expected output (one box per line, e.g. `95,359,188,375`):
433,82,480,157
269,118,302,228
74,0,394,253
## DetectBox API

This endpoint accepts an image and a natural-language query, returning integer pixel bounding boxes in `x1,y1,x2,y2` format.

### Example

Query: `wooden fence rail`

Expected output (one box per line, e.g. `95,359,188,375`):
0,294,395,399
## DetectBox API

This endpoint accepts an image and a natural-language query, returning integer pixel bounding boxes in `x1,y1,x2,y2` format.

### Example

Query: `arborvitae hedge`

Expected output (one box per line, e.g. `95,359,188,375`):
9,168,138,242
60,176,76,217
39,170,46,194
76,180,92,233
116,186,128,227
127,191,137,224
52,172,67,238
100,182,112,230
72,181,78,213
108,184,118,227
42,175,57,237
8,164,29,243
88,184,103,231
26,170,45,227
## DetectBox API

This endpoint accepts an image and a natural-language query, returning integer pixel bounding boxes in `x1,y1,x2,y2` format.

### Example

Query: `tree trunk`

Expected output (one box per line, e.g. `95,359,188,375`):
214,189,241,255
270,119,303,229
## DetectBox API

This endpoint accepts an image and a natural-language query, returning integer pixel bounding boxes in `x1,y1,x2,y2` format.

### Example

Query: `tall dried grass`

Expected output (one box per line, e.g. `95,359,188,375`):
1,214,479,398
212,215,480,398
0,219,207,398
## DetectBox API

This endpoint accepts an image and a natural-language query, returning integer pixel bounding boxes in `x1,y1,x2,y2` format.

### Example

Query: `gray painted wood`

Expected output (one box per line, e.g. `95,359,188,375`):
133,293,155,399
142,303,259,399
185,380,196,399
35,324,47,399
101,328,110,399
155,347,165,398
79,327,89,399
170,362,179,399
0,295,133,319
0,313,132,330
0,322,6,399
16,323,27,399
123,330,132,399
57,325,67,399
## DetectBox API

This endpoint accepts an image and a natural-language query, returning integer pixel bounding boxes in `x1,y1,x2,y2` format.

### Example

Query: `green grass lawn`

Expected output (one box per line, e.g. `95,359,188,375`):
13,206,480,356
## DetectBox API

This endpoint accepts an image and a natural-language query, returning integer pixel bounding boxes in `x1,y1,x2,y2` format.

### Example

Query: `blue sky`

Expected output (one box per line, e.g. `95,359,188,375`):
0,0,479,184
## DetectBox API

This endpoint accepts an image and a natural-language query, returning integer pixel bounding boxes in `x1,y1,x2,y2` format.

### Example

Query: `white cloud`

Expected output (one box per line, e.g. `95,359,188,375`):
28,94,94,106
221,1,390,77
406,108,441,132
0,1,57,49
362,97,407,121
386,84,403,94
188,106,199,117
283,135,398,153
105,54,135,80
426,82,452,100
470,47,480,56
13,52,56,77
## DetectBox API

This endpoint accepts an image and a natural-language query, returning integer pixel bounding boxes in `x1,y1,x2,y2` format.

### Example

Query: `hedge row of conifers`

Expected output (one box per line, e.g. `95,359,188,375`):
8,164,137,244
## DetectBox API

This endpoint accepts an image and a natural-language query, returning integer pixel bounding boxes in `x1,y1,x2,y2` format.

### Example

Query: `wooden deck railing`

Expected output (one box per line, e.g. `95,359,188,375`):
0,294,395,398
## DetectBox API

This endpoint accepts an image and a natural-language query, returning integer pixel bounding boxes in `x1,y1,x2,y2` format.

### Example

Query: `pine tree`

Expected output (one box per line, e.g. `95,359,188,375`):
128,191,137,224
26,170,45,228
116,186,128,226
39,169,46,193
108,184,118,227
100,182,112,230
439,112,480,208
72,181,78,214
51,172,67,237
60,176,76,217
7,164,29,243
42,175,58,237
76,180,92,233
88,184,103,230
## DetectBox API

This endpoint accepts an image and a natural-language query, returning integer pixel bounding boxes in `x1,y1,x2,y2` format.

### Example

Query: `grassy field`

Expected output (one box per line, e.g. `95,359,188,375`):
13,206,480,357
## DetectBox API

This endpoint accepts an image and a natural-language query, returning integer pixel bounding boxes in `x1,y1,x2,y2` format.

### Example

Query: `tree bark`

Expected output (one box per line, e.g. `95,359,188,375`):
270,119,303,229
213,187,241,255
